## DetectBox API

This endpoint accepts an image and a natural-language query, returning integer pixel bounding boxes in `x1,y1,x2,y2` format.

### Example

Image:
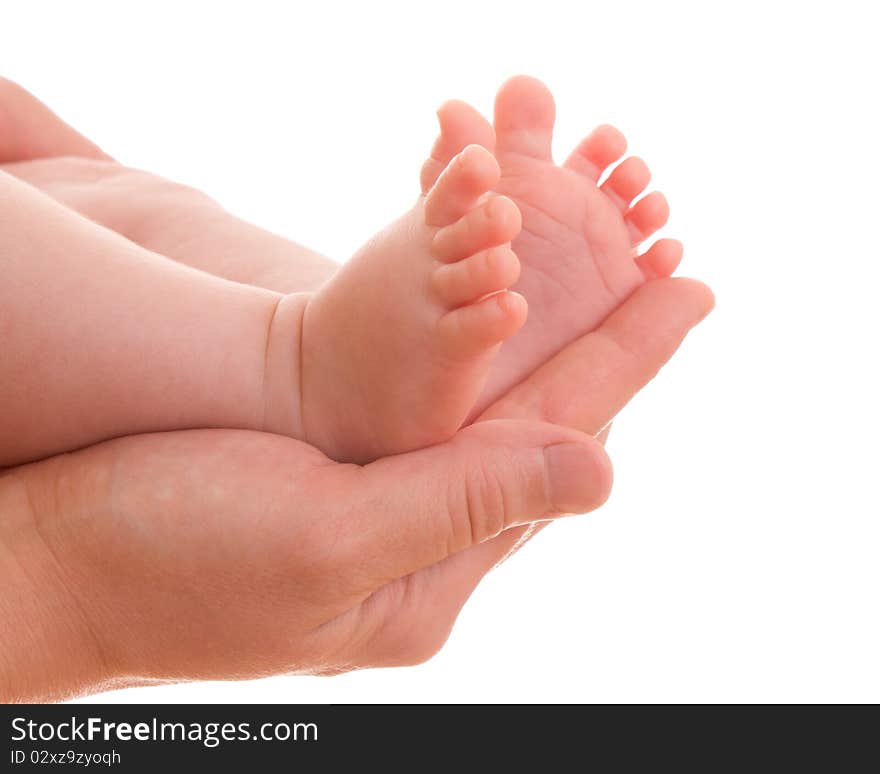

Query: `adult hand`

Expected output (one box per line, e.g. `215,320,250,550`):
0,419,610,702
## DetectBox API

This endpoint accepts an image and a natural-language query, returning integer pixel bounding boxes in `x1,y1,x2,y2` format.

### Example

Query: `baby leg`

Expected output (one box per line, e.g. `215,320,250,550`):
0,171,296,465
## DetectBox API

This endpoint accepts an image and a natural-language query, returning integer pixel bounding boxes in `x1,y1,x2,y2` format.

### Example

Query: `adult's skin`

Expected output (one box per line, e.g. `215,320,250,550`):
0,80,714,701
1,420,613,702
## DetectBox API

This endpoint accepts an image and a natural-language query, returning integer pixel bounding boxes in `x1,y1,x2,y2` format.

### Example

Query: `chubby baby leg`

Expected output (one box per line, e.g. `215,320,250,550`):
0,171,289,466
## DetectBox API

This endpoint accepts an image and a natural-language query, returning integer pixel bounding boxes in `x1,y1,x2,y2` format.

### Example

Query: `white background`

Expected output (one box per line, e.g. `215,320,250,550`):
3,1,878,702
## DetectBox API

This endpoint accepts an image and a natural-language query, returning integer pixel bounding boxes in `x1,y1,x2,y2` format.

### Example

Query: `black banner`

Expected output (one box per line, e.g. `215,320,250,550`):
1,704,876,769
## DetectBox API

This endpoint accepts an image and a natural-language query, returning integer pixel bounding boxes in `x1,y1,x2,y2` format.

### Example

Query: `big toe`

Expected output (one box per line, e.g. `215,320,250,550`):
493,75,556,161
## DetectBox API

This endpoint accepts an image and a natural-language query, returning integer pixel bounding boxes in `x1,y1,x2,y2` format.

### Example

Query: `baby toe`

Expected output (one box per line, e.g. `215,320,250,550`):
432,245,520,307
601,156,651,211
424,144,500,228
436,291,528,358
431,195,521,262
626,191,669,245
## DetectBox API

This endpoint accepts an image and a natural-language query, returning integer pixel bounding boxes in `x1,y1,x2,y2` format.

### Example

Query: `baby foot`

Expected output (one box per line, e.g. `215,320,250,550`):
300,144,526,463
421,77,681,416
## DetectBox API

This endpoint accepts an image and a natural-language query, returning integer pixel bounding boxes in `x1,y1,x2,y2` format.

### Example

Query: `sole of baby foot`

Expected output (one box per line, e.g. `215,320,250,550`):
422,77,680,416
297,144,526,464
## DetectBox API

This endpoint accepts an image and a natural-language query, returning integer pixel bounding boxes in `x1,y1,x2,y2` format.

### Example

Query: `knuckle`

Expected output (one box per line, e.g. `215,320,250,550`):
460,458,508,545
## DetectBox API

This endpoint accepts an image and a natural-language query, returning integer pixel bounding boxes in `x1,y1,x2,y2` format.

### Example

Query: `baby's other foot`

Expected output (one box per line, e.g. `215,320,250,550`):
300,144,526,463
422,77,680,416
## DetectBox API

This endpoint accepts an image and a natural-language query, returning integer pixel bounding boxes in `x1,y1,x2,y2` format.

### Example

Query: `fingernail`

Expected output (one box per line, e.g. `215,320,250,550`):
544,442,612,514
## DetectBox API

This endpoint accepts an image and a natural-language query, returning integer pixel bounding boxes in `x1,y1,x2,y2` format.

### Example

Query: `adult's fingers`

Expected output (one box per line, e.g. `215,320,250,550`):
316,420,612,589
0,77,112,162
480,277,715,434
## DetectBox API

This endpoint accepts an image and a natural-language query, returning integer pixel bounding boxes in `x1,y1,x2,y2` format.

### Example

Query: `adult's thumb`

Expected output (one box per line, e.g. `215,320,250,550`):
325,419,613,586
